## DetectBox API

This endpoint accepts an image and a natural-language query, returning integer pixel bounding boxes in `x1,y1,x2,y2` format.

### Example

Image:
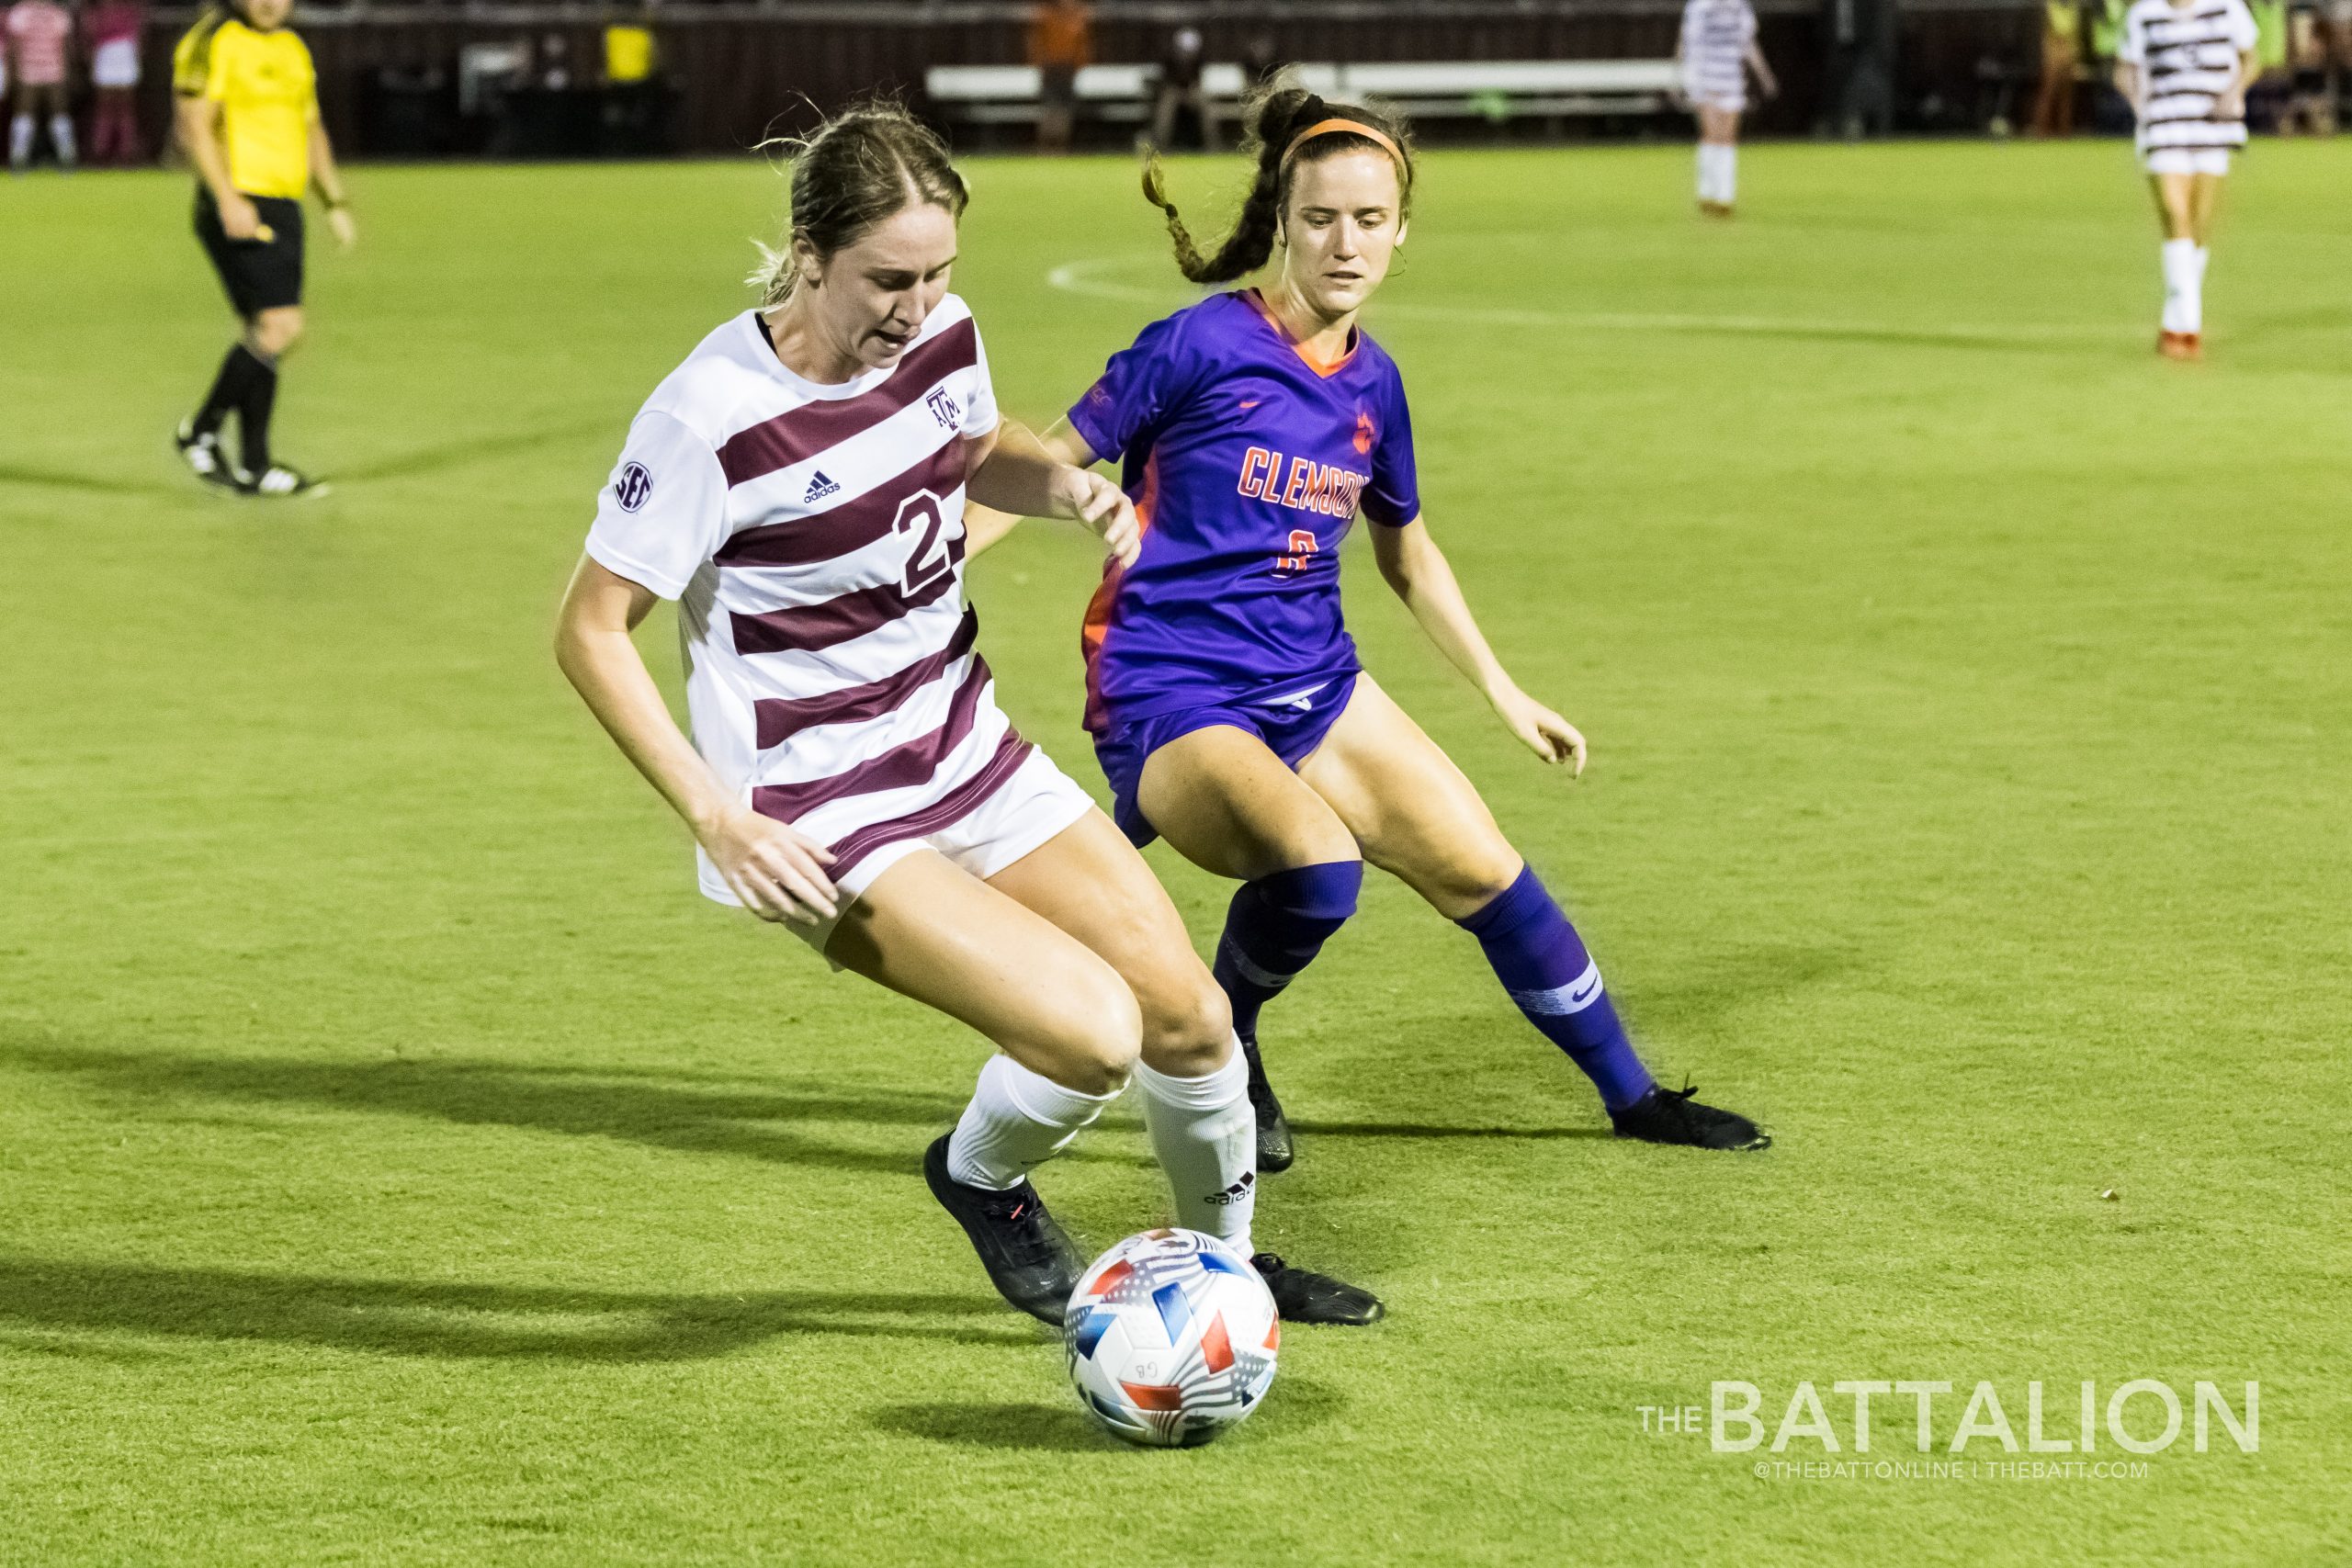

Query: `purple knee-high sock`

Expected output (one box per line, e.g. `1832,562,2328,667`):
1457,865,1657,1112
1211,861,1363,1043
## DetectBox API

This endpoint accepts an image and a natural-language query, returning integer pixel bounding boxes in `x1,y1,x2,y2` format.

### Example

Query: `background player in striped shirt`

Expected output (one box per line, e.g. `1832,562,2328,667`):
84,0,148,166
5,0,76,171
1675,0,1777,216
171,0,355,496
555,105,1379,1328
2117,0,2261,357
976,91,1770,1170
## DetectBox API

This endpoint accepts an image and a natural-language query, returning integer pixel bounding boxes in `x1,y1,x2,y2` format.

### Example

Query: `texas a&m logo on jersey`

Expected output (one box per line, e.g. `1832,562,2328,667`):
925,387,962,431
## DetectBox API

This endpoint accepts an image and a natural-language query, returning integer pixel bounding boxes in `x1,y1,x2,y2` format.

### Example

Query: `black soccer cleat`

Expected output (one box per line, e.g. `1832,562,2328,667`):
1239,1036,1294,1173
922,1134,1085,1326
174,420,243,491
241,462,330,499
1251,1253,1385,1326
1611,1083,1770,1151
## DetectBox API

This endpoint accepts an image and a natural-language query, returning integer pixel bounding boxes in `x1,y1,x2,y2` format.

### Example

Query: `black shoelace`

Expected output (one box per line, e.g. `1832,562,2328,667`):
1655,1081,1706,1116
978,1185,1059,1267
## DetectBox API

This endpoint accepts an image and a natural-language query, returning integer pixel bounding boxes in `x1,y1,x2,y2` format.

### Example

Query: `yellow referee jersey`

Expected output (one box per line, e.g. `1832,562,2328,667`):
173,9,318,200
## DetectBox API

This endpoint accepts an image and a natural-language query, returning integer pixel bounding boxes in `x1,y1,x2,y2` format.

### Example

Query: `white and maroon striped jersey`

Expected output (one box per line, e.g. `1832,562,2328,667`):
2120,0,2259,151
586,295,1035,903
1679,0,1758,107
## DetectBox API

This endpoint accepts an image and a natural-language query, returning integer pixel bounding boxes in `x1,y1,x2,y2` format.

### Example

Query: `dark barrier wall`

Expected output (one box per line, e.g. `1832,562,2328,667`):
139,0,2049,159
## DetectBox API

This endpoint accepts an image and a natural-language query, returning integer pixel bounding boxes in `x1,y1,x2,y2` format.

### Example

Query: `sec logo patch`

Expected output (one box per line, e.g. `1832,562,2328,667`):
615,462,653,512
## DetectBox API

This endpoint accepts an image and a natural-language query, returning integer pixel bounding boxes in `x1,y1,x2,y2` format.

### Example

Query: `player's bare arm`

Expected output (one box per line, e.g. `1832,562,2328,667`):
964,417,1138,564
175,96,256,239
1034,415,1098,471
553,555,838,924
307,117,356,247
2217,47,2259,117
1368,516,1587,774
961,417,1114,557
1747,39,1780,97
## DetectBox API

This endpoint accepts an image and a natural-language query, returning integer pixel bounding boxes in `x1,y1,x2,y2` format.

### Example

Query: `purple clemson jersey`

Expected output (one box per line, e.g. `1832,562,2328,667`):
1068,288,1420,732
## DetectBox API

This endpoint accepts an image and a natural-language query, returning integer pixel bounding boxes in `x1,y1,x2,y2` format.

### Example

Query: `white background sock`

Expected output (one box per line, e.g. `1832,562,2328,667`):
2161,239,2198,333
49,116,75,165
8,116,32,167
1720,144,1739,205
1694,145,1712,202
1134,1046,1256,1254
946,1054,1118,1190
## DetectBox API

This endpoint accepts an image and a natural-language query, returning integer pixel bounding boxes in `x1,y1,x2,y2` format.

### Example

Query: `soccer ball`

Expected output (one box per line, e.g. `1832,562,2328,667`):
1063,1228,1280,1448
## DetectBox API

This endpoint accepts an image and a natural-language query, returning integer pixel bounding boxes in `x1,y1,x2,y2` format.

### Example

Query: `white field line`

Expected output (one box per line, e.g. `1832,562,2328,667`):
1045,256,2125,347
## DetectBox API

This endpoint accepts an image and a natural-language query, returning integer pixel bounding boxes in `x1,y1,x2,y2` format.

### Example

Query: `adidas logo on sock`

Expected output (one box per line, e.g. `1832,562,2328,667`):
804,470,841,503
1205,1172,1257,1205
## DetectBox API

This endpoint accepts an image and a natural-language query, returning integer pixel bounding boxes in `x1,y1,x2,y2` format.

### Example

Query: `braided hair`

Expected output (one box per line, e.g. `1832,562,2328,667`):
1141,87,1416,285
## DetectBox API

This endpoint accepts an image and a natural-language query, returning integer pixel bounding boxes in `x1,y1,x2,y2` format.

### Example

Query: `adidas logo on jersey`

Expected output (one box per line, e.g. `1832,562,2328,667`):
1204,1172,1256,1206
804,470,841,503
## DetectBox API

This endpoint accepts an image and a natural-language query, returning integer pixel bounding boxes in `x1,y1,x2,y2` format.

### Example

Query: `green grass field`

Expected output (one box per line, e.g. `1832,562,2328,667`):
3,141,2348,1565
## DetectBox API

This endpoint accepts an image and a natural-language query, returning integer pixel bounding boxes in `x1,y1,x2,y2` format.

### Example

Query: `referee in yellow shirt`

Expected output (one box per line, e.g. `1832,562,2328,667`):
170,0,354,498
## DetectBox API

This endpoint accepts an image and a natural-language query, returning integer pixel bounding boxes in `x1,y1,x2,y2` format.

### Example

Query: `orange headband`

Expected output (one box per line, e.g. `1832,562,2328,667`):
1280,118,1409,184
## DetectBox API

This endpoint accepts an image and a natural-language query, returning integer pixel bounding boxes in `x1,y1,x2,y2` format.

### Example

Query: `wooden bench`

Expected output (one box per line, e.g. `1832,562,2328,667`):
924,62,1253,127
1309,61,1683,119
924,59,1680,132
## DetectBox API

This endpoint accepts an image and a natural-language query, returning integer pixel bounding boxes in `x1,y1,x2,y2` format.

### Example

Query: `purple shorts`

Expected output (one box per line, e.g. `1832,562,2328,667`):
1091,672,1359,848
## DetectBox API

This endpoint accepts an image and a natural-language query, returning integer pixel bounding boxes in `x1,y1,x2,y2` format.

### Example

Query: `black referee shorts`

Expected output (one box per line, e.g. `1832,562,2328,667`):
194,188,305,318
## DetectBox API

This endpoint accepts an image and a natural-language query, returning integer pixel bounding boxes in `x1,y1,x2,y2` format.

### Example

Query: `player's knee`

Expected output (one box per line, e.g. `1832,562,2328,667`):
1137,974,1233,1077
1460,857,1527,913
1415,844,1524,919
253,311,303,357
1036,968,1142,1096
1282,816,1362,875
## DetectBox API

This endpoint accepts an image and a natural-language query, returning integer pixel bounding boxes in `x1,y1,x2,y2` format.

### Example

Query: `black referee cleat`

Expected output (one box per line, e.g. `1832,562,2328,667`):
1240,1036,1295,1173
1252,1254,1384,1325
1611,1083,1770,1152
242,462,330,500
923,1134,1085,1326
174,421,242,491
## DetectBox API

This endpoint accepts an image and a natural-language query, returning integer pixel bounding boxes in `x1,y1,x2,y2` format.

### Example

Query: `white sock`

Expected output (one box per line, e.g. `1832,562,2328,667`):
49,115,74,166
8,115,31,167
2160,239,2199,334
1719,144,1739,206
1135,1043,1256,1256
1694,143,1711,202
945,1053,1119,1190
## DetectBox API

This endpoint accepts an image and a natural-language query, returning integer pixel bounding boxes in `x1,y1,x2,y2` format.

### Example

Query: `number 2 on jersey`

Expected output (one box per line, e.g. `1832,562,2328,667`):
895,490,958,597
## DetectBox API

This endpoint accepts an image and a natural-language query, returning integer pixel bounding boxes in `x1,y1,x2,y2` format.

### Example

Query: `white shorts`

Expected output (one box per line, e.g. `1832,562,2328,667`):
92,39,141,88
780,745,1096,958
2143,146,2233,176
1689,91,1747,116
